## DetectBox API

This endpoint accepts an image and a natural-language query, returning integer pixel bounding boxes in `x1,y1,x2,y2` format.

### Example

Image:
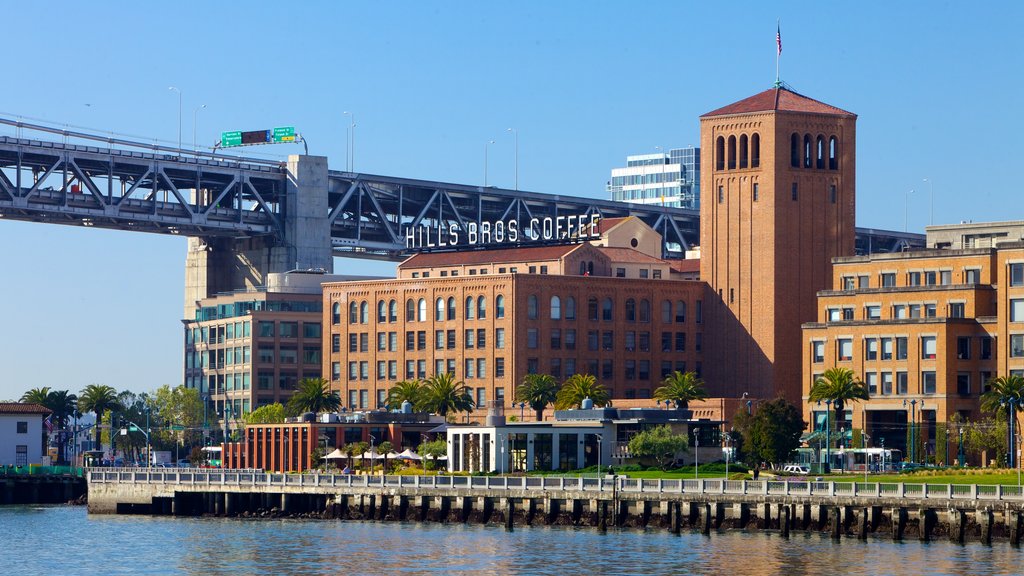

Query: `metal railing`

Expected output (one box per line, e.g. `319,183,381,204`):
85,470,1024,502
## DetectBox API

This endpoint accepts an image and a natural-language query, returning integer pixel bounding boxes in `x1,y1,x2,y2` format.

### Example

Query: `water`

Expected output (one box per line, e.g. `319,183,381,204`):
2,506,1022,575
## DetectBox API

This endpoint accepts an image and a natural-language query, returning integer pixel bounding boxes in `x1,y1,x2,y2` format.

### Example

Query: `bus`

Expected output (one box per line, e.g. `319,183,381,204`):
831,448,903,472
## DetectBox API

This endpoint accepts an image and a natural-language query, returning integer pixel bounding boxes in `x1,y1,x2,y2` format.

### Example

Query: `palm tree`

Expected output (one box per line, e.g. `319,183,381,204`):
377,441,394,473
386,380,424,411
418,372,475,420
286,378,341,415
808,367,870,448
45,390,78,464
19,387,51,405
515,373,560,421
78,384,121,450
555,373,610,410
981,374,1024,465
654,371,707,410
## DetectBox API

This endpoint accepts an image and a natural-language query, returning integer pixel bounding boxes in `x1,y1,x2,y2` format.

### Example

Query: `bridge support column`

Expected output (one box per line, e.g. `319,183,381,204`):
978,508,994,545
891,507,907,541
1009,509,1023,546
949,508,966,544
780,506,791,538
919,508,935,542
505,498,514,532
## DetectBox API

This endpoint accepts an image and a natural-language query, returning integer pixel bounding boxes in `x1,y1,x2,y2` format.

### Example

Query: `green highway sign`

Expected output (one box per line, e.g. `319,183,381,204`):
129,425,141,432
272,126,296,143
169,425,185,431
221,131,242,147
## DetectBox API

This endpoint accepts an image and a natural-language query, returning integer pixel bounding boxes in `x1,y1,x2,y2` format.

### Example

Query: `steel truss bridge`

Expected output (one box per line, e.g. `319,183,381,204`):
0,118,923,261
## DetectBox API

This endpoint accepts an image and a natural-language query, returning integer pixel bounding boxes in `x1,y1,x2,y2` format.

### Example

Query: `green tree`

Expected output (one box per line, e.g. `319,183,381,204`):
286,378,341,415
554,373,609,410
78,384,121,450
981,374,1024,463
342,442,362,470
419,438,447,471
19,387,51,405
377,441,394,473
515,373,560,421
653,371,707,409
808,367,869,448
627,425,689,470
419,372,475,420
153,385,204,450
385,380,424,411
44,390,78,463
738,398,805,468
245,403,288,425
964,417,1008,465
349,441,370,470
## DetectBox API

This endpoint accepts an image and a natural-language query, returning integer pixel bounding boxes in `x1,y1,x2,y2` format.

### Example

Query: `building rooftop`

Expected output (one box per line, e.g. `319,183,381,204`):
669,259,701,273
597,246,668,265
701,86,855,118
0,402,51,415
399,243,583,268
595,216,629,235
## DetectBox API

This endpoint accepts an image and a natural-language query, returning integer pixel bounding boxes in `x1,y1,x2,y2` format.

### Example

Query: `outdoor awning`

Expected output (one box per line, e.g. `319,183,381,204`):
323,448,347,460
397,449,422,461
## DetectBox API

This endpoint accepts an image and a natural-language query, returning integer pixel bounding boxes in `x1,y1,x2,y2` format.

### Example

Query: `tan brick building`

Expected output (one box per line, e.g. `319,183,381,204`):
700,87,857,405
802,238,1024,460
323,246,705,421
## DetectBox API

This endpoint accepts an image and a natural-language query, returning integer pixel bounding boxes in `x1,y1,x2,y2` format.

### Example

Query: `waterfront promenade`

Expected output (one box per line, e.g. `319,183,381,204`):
88,469,1024,545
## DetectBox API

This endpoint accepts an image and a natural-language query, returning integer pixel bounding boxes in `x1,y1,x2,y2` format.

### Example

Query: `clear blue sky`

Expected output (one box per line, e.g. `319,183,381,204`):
1,1,1020,400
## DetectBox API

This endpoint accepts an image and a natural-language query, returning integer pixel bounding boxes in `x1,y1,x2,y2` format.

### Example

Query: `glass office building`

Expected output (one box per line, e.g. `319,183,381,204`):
607,147,700,210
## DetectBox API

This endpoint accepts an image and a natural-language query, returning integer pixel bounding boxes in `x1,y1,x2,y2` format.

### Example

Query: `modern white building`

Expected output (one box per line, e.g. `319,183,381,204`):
0,403,51,467
607,147,700,210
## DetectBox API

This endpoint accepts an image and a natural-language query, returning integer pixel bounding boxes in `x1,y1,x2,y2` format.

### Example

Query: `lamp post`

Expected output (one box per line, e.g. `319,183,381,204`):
168,86,182,152
694,430,699,479
484,140,495,187
958,427,965,467
1009,398,1018,469
192,104,206,151
825,399,832,472
596,434,603,479
922,178,934,226
369,434,376,476
903,399,917,464
519,402,525,421
840,426,846,472
725,427,733,479
343,111,355,172
904,189,914,232
881,437,886,472
506,128,518,191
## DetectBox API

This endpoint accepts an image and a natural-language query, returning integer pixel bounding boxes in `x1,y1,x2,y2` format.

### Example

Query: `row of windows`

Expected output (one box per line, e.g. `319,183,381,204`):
334,296,506,324
526,359,703,382
338,329,508,354
826,301,969,322
525,329,701,353
790,134,840,170
343,387,504,411
187,346,253,369
527,296,701,323
841,268,983,290
714,133,761,171
337,359,505,382
812,335,1006,363
188,321,253,344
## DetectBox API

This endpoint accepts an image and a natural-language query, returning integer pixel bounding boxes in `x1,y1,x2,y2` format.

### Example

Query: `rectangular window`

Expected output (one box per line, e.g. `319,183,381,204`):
791,182,798,201
639,332,650,352
476,388,486,408
1011,334,1024,358
924,304,936,318
444,330,453,350
639,269,649,279
388,361,397,379
661,332,671,352
881,337,893,360
565,329,576,351
896,371,908,395
601,360,614,381
907,271,921,286
865,338,878,361
837,338,853,361
858,275,870,289
436,330,445,350
625,331,636,351
957,336,971,360
981,336,993,359
924,271,937,286
588,330,599,351
922,371,937,394
477,329,486,348
812,341,825,363
921,336,936,359
16,421,27,434
828,308,841,321
496,358,505,378
718,186,723,203
465,329,475,349
378,361,386,380
893,304,906,319
359,361,369,380
829,184,836,204
332,334,341,353
842,276,856,290
348,362,358,380
896,337,908,360
616,268,626,278
447,359,456,375
550,358,562,379
360,333,368,352
696,333,702,352
527,328,538,349
753,183,759,201
349,334,358,353
1012,299,1024,322
865,372,877,395
378,332,387,351
909,304,921,319
565,358,576,377
478,359,487,379
259,321,275,337
842,307,854,320
417,360,426,379
965,269,980,285
881,273,896,287
602,331,614,351
406,360,415,379
550,329,562,349
950,302,965,318
696,300,702,324
957,372,971,396
675,332,686,352
496,328,506,349
465,359,475,379
881,372,893,395
940,270,952,285
406,331,415,351
866,306,881,320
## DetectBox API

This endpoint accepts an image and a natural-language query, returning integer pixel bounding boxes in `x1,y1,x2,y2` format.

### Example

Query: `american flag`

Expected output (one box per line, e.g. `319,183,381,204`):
777,24,782,56
43,414,53,434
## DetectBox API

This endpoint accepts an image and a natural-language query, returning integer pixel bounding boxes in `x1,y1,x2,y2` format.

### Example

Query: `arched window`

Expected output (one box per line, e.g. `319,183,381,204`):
406,299,415,322
447,297,456,321
803,134,812,168
496,295,505,318
715,136,725,170
579,261,587,275
332,302,341,325
359,301,369,324
588,297,599,321
739,134,748,168
675,301,686,323
349,302,358,324
388,300,397,323
565,297,576,320
466,296,475,320
829,136,838,170
791,133,800,167
816,135,825,169
625,298,636,322
587,261,594,275
727,135,737,170
435,298,444,321
528,295,538,319
602,298,613,321
639,299,651,322
751,133,760,168
478,296,486,319
662,300,672,323
377,300,387,323
417,298,427,322
551,296,562,320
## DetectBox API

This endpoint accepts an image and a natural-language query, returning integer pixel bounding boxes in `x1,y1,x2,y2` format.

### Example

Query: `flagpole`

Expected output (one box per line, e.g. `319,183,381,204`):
775,19,781,87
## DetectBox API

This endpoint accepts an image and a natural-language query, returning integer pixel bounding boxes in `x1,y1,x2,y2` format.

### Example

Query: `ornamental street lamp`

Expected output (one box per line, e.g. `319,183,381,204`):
958,427,966,467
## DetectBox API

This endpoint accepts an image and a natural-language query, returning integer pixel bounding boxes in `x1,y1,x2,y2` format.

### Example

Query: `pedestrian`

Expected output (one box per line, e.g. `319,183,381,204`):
753,466,760,480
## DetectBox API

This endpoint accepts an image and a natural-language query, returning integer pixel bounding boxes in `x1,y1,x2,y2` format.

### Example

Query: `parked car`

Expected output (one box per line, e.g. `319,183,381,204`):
782,464,810,475
177,459,191,468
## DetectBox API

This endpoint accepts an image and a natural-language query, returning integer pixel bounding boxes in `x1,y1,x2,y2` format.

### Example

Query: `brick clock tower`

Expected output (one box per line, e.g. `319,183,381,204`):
699,87,857,404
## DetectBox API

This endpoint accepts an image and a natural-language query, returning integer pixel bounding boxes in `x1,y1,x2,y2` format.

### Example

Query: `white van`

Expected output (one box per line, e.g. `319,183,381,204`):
782,464,810,475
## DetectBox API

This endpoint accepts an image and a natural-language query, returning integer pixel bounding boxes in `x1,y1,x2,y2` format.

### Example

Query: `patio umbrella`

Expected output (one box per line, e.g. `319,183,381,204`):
397,449,422,461
361,449,385,460
323,448,347,460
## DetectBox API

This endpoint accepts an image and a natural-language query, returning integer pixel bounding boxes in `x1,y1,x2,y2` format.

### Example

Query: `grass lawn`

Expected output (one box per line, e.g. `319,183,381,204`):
816,470,1024,486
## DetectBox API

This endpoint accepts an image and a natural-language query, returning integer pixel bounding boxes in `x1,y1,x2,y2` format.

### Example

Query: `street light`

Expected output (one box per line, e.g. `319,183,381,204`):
519,402,525,421
725,427,733,479
369,434,376,475
168,86,182,153
484,140,495,187
903,398,918,464
922,178,934,226
694,429,699,479
343,111,355,171
192,104,206,151
506,128,518,191
958,426,965,467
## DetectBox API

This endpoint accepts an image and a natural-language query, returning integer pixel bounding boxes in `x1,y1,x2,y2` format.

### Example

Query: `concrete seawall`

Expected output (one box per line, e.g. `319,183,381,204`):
1,474,86,505
87,471,1024,545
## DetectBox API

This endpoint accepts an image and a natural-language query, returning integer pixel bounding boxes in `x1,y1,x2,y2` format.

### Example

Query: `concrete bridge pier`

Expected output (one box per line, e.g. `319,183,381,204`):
670,501,682,535
830,506,842,540
780,506,791,538
731,502,749,529
437,496,451,523
857,508,869,540
396,495,409,521
480,496,494,524
524,498,537,526
377,494,389,520
1009,508,1022,546
701,504,712,535
949,508,966,544
543,498,558,525
598,500,608,533
891,507,907,541
569,499,583,525
459,496,472,523
505,498,514,532
214,493,225,516
919,508,936,542
978,508,994,545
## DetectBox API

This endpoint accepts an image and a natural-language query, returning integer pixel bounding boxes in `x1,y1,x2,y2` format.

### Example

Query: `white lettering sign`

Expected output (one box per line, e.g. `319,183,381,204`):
404,216,601,250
